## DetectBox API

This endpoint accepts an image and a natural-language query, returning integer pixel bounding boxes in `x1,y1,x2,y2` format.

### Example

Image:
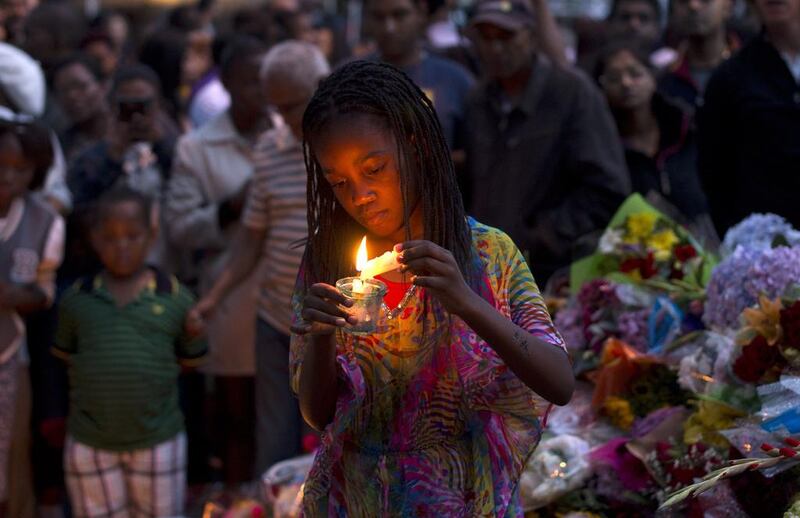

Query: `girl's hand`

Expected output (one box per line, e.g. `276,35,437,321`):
184,307,206,338
398,240,478,316
291,283,358,336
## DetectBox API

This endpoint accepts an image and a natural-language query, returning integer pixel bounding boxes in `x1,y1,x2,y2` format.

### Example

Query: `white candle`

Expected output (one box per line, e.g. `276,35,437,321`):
359,250,400,280
352,278,365,294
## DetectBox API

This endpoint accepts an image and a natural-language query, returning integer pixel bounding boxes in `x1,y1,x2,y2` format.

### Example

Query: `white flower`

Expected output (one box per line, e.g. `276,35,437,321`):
520,435,592,510
599,228,624,254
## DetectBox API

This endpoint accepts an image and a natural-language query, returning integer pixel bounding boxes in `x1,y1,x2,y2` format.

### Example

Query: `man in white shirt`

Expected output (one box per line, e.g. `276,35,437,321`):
164,36,272,484
195,40,330,475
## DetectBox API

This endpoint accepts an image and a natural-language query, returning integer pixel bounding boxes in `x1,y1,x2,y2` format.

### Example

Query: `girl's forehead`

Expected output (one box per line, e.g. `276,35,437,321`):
0,132,27,164
0,131,21,149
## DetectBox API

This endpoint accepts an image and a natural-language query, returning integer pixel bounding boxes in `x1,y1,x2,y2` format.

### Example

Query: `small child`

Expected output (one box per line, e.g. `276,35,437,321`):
0,119,64,518
53,186,206,518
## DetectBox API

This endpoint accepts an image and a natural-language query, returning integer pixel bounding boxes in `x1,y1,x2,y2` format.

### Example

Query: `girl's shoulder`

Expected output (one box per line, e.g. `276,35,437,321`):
468,217,520,262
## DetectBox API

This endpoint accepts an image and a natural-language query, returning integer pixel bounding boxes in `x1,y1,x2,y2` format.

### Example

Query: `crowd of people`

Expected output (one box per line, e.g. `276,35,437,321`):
0,0,798,515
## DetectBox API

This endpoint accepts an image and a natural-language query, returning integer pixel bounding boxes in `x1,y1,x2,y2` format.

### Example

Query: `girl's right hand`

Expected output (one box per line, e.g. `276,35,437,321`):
291,283,357,336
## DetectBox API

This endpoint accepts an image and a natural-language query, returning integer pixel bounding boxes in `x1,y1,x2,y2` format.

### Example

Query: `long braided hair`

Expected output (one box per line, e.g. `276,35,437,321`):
301,60,474,287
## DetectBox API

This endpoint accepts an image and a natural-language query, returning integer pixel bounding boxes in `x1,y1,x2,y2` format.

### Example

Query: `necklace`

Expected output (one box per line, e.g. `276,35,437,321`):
383,284,419,320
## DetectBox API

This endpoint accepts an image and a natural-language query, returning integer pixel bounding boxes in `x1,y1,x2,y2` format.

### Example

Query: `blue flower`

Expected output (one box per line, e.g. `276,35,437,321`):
721,213,800,258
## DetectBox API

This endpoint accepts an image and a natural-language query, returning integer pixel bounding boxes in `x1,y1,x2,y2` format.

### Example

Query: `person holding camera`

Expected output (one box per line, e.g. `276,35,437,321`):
63,64,180,282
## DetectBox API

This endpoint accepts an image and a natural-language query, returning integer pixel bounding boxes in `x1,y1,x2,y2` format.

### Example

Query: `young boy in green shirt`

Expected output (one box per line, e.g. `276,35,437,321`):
53,187,206,517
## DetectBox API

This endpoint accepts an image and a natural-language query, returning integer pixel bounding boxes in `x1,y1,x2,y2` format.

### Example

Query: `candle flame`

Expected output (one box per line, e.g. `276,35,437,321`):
356,236,368,273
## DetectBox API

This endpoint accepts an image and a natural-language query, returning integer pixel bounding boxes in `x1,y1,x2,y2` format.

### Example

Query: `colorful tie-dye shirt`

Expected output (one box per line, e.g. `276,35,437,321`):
290,219,566,517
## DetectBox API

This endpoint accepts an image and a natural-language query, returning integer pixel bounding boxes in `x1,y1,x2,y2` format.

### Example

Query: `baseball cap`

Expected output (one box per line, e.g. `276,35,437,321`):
469,0,535,32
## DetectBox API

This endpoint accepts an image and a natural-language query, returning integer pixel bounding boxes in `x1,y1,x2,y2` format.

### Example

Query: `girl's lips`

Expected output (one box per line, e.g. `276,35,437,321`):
363,210,388,226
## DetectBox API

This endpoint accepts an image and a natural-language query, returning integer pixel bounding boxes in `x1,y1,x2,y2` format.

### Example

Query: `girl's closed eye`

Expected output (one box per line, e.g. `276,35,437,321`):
328,178,346,189
365,162,386,176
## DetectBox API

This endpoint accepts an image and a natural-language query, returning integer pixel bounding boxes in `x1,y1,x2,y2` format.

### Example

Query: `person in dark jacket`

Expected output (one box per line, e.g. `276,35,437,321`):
595,42,711,230
463,0,630,284
657,0,737,110
697,0,800,235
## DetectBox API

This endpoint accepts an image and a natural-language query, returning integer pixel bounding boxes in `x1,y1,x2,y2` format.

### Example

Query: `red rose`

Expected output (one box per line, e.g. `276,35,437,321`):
780,301,800,349
675,244,697,262
640,252,658,279
620,257,642,273
669,267,685,280
733,335,782,383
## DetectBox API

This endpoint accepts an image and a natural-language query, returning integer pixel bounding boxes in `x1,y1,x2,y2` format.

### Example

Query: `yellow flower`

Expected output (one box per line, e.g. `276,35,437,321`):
738,295,783,346
625,269,642,282
625,213,658,242
647,229,680,260
683,400,744,448
603,396,635,430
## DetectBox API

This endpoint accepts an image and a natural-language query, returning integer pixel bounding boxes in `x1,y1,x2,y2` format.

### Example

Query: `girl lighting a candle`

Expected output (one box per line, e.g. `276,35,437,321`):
291,61,574,516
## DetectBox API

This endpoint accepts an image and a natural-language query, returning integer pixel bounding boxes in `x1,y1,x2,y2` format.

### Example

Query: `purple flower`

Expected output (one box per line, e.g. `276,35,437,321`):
617,308,650,352
554,305,586,352
705,246,800,329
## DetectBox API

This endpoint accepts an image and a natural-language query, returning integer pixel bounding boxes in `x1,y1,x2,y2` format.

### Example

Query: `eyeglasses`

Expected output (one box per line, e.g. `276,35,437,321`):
599,66,650,87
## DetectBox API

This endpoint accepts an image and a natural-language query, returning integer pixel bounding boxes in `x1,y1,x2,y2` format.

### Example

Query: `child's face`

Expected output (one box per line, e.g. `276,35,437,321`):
0,133,34,213
91,201,154,277
314,114,420,244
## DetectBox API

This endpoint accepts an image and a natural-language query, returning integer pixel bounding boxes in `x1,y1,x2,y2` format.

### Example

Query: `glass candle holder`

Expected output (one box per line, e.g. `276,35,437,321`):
335,277,387,336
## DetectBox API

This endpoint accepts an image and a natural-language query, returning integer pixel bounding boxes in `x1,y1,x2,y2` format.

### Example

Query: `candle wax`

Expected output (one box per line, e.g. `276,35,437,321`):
360,250,400,280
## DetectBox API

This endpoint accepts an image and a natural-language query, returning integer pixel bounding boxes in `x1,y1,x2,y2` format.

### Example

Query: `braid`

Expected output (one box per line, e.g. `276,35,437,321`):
302,60,474,287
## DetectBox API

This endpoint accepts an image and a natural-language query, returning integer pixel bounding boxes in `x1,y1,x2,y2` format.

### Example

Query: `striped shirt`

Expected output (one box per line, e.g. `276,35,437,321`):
242,125,307,335
53,271,207,451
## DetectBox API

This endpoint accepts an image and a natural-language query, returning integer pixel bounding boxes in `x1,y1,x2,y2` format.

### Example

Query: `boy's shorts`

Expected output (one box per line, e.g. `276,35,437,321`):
64,432,186,518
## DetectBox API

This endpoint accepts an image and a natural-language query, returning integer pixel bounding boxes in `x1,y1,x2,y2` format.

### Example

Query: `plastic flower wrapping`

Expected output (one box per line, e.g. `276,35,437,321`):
524,209,800,515
570,194,716,298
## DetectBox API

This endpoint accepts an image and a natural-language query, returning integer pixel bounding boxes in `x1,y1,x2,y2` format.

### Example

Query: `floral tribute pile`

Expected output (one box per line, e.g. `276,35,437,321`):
522,199,800,517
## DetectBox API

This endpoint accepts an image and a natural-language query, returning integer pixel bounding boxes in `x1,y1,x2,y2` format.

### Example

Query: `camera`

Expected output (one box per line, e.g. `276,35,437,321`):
116,97,153,122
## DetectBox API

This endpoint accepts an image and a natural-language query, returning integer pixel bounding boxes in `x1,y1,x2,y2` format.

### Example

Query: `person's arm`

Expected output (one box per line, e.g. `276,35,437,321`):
194,225,265,315
194,165,268,316
531,0,570,68
51,291,79,362
398,241,574,406
297,333,340,431
175,286,209,368
291,281,359,431
41,133,72,215
164,139,247,250
0,283,48,314
36,214,65,306
525,76,630,261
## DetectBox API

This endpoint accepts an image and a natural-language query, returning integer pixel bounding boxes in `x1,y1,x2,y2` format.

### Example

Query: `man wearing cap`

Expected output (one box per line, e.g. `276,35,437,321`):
463,0,629,285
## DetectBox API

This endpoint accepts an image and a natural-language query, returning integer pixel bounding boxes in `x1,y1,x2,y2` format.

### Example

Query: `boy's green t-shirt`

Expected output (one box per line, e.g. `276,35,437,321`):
54,271,207,451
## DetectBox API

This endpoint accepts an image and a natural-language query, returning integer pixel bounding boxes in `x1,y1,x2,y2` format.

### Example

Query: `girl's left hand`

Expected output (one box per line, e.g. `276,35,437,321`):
398,240,477,317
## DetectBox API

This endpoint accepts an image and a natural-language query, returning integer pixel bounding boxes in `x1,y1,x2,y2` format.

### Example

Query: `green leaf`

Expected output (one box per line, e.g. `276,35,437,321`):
773,234,791,248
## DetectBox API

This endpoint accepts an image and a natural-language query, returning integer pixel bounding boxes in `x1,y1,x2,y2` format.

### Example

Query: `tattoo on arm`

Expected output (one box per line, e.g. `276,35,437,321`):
513,328,530,355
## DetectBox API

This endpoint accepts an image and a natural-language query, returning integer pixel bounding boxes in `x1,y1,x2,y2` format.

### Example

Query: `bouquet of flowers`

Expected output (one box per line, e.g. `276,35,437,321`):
591,339,689,430
732,293,800,384
533,209,800,515
570,194,715,298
